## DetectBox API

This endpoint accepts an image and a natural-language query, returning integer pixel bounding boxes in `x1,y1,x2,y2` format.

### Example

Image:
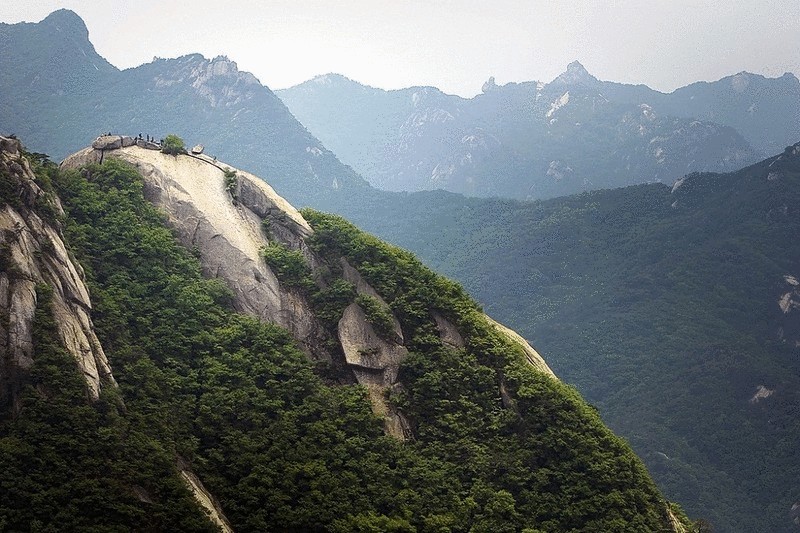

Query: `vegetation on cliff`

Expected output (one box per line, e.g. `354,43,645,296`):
0,156,687,531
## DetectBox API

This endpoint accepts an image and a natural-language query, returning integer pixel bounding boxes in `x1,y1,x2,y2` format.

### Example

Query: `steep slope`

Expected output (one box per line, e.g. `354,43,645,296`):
0,10,760,206
49,139,689,531
0,10,117,166
328,144,800,533
550,64,800,159
277,74,469,191
0,135,227,531
1,9,789,531
0,10,770,206
278,62,760,199
0,135,114,405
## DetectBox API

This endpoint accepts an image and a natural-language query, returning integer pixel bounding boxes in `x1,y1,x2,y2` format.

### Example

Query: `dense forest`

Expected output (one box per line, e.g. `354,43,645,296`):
322,144,800,532
0,153,689,531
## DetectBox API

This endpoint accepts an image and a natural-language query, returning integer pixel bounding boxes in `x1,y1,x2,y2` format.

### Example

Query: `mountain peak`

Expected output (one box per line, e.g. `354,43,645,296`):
41,9,89,39
781,71,800,84
550,60,600,87
567,60,588,72
481,76,498,93
309,73,363,88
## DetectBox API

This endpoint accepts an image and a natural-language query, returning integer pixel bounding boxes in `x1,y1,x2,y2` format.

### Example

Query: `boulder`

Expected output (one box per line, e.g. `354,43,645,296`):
91,135,122,150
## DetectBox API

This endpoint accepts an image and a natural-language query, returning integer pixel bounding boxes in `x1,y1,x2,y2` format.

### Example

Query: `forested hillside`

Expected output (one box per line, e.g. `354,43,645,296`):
324,144,800,532
2,9,798,532
0,141,689,531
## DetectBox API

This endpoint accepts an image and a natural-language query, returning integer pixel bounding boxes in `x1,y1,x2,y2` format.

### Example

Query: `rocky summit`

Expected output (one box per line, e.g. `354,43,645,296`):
62,139,556,438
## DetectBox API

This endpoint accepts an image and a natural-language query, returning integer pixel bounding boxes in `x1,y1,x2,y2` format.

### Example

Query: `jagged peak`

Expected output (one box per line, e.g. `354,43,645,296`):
184,54,259,85
567,60,588,72
549,60,600,87
482,76,498,93
209,54,236,67
176,53,239,70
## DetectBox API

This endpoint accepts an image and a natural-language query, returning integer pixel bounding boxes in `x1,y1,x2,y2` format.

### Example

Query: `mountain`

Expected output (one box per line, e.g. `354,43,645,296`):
322,143,800,532
0,135,689,531
2,10,798,531
0,10,368,206
659,71,800,156
0,135,114,408
0,10,117,160
276,74,468,191
278,61,764,199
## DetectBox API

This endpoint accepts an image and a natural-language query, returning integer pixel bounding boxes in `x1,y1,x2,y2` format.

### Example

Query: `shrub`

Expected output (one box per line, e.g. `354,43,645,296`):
223,168,237,199
261,242,314,290
355,293,396,340
161,134,186,155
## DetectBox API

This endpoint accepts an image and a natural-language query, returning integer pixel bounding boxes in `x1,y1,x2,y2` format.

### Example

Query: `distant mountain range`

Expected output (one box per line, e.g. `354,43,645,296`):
4,9,800,531
278,62,800,199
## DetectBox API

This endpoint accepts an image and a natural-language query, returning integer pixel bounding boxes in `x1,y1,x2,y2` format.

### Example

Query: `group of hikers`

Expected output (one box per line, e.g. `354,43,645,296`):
137,133,163,145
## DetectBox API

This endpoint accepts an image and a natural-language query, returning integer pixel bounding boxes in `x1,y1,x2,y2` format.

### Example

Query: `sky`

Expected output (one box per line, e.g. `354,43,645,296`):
1,1,798,97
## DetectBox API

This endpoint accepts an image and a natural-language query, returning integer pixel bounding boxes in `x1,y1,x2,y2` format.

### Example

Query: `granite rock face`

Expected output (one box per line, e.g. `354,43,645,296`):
0,136,115,409
91,135,137,150
62,145,328,359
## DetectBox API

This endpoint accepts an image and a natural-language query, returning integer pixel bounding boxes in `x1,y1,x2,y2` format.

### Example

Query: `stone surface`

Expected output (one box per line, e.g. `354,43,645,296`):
92,135,135,150
432,311,465,348
92,135,122,150
485,316,556,378
1,136,115,407
340,258,404,344
338,302,408,385
339,303,411,440
179,466,233,533
61,145,329,361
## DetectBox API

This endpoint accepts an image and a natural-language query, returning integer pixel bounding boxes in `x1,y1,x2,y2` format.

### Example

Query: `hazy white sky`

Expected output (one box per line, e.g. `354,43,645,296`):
2,1,798,97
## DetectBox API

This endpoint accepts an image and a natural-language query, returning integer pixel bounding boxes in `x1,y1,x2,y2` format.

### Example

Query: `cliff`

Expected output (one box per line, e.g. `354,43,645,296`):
0,136,114,409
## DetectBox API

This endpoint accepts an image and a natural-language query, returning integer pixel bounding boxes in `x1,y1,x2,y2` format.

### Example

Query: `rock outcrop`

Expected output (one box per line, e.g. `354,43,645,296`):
62,144,329,360
177,457,233,533
61,142,556,436
486,316,555,378
92,135,135,150
0,136,115,409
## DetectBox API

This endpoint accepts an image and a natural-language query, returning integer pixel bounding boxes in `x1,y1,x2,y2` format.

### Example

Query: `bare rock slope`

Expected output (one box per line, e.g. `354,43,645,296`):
62,143,555,435
0,136,115,409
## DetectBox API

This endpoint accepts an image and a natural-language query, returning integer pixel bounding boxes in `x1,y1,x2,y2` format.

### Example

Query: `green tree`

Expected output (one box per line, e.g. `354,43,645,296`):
161,134,186,155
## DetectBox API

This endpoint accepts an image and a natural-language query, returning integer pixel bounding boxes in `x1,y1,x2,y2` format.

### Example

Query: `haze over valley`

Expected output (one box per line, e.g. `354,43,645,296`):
1,5,799,532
